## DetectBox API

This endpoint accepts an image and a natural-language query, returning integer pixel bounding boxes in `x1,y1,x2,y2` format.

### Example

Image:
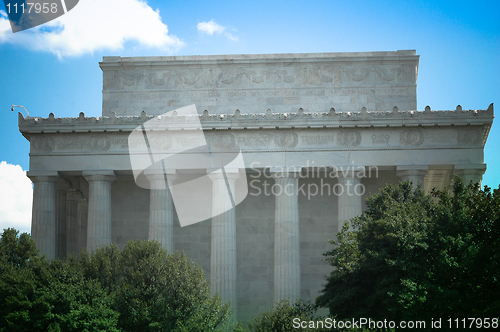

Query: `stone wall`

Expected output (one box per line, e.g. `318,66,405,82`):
100,50,419,116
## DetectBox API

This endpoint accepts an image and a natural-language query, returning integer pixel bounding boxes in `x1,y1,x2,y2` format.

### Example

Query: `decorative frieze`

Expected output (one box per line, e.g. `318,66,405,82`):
400,129,424,146
101,64,416,92
26,123,489,161
457,128,483,145
337,131,361,147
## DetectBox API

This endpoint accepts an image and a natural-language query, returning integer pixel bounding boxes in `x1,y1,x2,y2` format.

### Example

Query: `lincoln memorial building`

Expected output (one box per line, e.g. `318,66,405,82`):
18,50,493,321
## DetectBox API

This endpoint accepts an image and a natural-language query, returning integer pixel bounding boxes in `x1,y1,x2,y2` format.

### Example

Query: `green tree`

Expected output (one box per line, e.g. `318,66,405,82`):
317,179,500,329
0,228,38,268
426,179,500,318
1,232,233,331
0,229,119,332
80,240,233,332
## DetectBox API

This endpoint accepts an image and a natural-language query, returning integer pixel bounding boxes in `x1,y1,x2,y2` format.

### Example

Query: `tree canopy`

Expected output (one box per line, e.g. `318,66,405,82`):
0,230,233,332
317,179,500,328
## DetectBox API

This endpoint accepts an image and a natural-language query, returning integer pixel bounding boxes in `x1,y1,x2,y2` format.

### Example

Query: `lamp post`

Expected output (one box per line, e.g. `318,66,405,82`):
11,105,29,117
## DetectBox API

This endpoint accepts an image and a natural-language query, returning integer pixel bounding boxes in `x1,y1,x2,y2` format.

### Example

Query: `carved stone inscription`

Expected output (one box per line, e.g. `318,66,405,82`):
457,128,482,145
32,136,55,152
103,64,416,91
425,131,456,143
101,54,419,116
400,130,424,146
300,134,335,145
337,131,361,147
371,133,390,144
32,135,112,153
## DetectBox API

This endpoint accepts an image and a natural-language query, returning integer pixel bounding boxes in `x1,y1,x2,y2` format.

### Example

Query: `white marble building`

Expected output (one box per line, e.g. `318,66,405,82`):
19,50,493,321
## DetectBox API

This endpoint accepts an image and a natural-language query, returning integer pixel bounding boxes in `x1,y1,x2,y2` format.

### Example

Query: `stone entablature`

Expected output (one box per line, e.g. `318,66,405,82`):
19,105,493,177
100,50,419,116
20,105,493,159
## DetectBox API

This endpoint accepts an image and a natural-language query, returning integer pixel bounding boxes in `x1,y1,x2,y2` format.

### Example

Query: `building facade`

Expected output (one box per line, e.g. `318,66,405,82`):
19,50,493,321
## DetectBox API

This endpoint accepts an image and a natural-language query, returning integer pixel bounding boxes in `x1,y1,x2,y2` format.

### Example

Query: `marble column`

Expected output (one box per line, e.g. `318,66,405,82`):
83,171,115,252
397,165,428,190
28,171,59,260
209,169,240,315
272,170,301,303
454,164,486,186
337,169,364,232
65,190,81,256
147,171,176,253
77,198,88,253
55,181,71,259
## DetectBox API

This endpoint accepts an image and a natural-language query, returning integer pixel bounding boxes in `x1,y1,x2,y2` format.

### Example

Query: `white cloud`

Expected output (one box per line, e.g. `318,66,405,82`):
197,19,238,41
0,0,185,58
0,161,32,235
197,20,225,35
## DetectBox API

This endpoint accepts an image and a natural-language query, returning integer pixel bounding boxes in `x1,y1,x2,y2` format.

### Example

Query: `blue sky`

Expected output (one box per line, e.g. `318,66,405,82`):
0,0,499,233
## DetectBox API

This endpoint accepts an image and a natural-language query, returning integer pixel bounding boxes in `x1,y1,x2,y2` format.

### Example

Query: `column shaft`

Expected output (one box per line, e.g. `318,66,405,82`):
338,174,363,232
29,174,59,260
273,174,301,303
77,199,88,253
66,191,81,256
84,172,115,251
210,171,239,315
148,175,174,253
55,182,71,259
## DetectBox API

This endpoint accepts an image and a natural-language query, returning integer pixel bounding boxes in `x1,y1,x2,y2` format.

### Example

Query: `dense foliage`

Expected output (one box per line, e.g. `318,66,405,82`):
247,299,371,332
317,178,500,329
0,231,232,332
247,299,316,332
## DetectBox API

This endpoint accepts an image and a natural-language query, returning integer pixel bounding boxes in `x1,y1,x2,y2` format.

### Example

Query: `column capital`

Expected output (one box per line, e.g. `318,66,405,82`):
208,168,242,181
396,166,428,176
83,170,116,182
396,165,429,172
396,165,428,190
144,169,178,186
27,170,60,183
454,164,486,185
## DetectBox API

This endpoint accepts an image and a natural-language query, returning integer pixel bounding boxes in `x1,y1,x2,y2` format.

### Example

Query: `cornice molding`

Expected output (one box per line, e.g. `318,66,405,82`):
19,104,494,140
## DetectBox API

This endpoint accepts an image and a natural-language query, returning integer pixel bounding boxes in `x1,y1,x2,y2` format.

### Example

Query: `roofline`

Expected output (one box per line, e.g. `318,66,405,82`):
18,104,494,142
99,50,419,69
